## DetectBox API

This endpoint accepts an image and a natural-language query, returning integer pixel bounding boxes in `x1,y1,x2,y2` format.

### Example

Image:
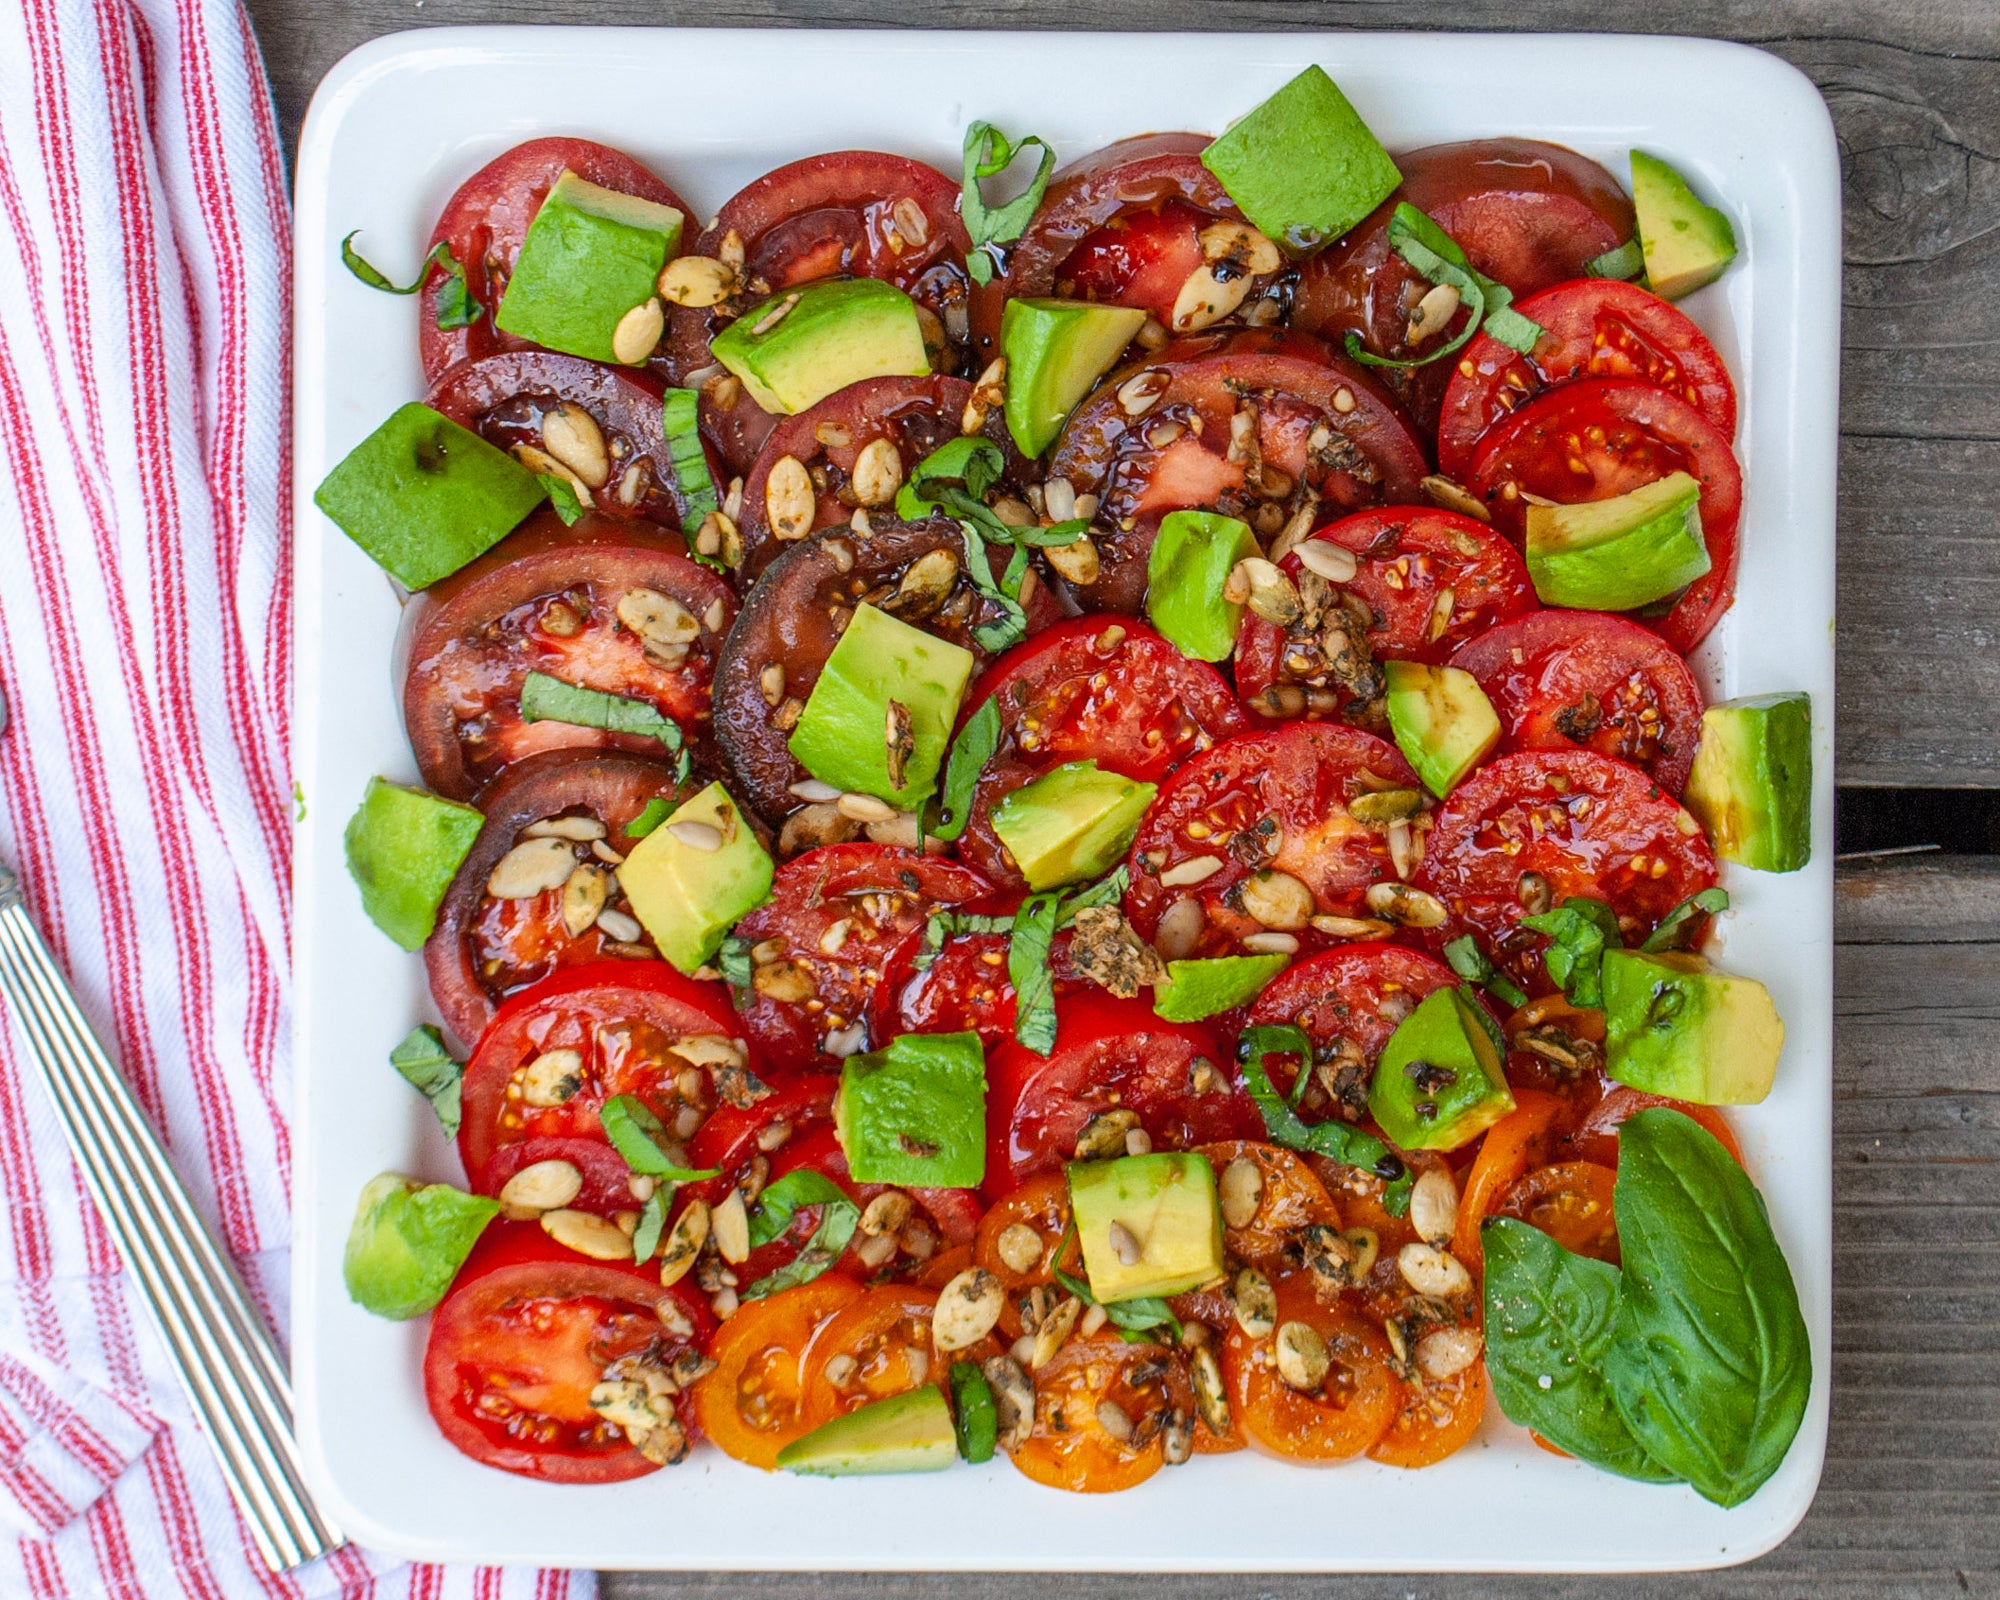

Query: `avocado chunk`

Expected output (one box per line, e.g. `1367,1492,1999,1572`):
1200,66,1402,255
494,171,684,365
1001,298,1148,458
1153,954,1290,1022
343,1172,499,1320
788,602,975,811
618,782,775,973
989,760,1156,891
1602,949,1784,1105
836,1031,986,1188
1630,151,1738,301
1524,471,1711,612
1683,693,1812,873
775,1385,957,1477
711,277,930,415
1067,1152,1224,1302
1146,509,1261,662
1385,661,1502,799
314,403,544,589
1369,987,1517,1151
343,776,484,950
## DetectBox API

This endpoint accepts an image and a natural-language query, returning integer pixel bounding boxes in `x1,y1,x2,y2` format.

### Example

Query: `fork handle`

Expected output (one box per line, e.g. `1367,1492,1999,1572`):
0,863,341,1571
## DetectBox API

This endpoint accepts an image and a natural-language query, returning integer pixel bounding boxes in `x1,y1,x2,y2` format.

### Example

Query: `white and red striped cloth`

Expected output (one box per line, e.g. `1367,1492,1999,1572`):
0,0,591,1592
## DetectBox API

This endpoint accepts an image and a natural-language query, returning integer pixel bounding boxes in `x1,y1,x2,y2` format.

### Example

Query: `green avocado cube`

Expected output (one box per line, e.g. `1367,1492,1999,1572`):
1630,151,1738,301
1068,1153,1223,1303
1682,693,1812,873
1146,509,1262,662
776,1385,957,1476
711,277,930,415
1524,471,1711,612
789,602,975,809
836,1031,987,1188
1385,661,1502,799
1602,949,1783,1105
1201,66,1402,255
342,776,484,951
314,403,543,590
990,760,1156,891
1369,987,1516,1151
618,782,775,973
343,1172,498,1320
494,171,684,364
1001,298,1148,458
1153,954,1291,1022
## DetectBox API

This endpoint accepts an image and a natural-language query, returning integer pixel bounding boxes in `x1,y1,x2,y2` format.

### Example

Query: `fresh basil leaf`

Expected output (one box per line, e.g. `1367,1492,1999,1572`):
744,1170,860,1298
715,932,755,1010
389,1024,462,1138
661,387,719,526
628,796,673,838
1585,239,1647,281
1349,204,1542,369
433,264,483,330
1604,1110,1812,1508
1481,1217,1680,1483
598,1095,721,1181
906,436,1005,504
538,474,588,525
950,1360,999,1463
1008,890,1063,1055
1238,1026,1411,1215
519,671,682,749
1051,1259,1180,1335
1642,887,1730,953
1520,897,1622,1008
1443,934,1529,1011
935,697,1001,843
960,122,1056,285
631,1187,669,1264
747,1168,851,1248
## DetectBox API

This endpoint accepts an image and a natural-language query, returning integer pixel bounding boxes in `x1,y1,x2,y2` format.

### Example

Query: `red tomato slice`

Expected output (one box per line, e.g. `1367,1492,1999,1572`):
423,1222,715,1482
1562,1085,1743,1170
983,995,1257,1200
1236,506,1535,720
1414,748,1718,994
953,617,1249,887
873,924,1086,1051
1124,721,1424,960
1436,278,1738,479
418,138,692,383
1465,377,1743,653
685,1075,839,1200
1448,609,1704,794
459,961,741,1211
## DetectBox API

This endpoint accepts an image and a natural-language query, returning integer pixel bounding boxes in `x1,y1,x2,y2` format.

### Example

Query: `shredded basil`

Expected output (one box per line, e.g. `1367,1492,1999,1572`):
537,474,588,525
1345,203,1544,370
627,797,673,839
630,1187,670,1264
340,233,482,329
1238,1024,1412,1215
1585,238,1647,282
960,122,1056,286
519,671,682,749
1443,933,1529,1010
1642,886,1729,953
959,523,1031,653
743,1169,861,1298
912,908,1014,973
661,388,719,524
934,698,1002,843
1007,891,1064,1055
599,1095,721,1181
389,1024,462,1138
1519,897,1623,1008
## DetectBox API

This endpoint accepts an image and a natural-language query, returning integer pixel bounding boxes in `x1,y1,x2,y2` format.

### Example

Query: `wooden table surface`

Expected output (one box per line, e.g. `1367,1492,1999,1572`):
245,0,2000,1591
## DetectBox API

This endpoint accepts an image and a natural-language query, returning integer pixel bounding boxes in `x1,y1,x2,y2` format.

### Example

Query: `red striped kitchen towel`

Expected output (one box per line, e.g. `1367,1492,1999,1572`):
0,0,588,1592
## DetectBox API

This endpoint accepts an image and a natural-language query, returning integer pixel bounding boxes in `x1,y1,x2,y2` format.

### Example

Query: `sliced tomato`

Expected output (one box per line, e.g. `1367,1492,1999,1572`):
1437,278,1738,479
971,1171,1080,1340
1450,1088,1568,1264
398,507,732,800
1369,1356,1487,1469
797,1284,943,1428
1465,377,1742,653
1495,1160,1621,1262
1223,1271,1401,1462
1007,1336,1191,1493
1235,506,1534,721
1413,748,1718,994
1562,1085,1743,1170
423,1222,715,1482
1047,329,1429,612
689,1273,864,1468
1448,609,1704,794
419,138,691,382
954,617,1249,887
1194,1141,1344,1271
983,995,1257,1200
1123,722,1424,960
684,1074,838,1202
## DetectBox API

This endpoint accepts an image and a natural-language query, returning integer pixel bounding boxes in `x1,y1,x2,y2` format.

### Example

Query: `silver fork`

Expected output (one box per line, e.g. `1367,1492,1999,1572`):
0,688,340,1571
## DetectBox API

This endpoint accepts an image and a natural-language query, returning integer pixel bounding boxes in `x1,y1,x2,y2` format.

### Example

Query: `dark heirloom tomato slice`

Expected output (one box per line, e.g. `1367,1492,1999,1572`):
458,962,741,1211
729,844,994,1074
424,350,699,529
1449,610,1704,794
1414,748,1718,994
952,618,1249,889
1222,1270,1401,1462
689,1273,864,1468
1465,377,1743,653
712,514,1064,828
983,995,1258,1200
1008,1336,1194,1493
423,1222,715,1483
1124,721,1424,960
1047,329,1428,612
424,749,686,1047
1436,278,1738,480
419,138,692,382
1236,506,1534,722
399,507,733,801
662,152,976,474
1240,945,1462,1123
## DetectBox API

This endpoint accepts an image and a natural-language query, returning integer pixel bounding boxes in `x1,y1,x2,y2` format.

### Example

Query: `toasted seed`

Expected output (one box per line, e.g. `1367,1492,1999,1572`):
711,1189,751,1264
611,298,665,364
1031,1295,1082,1369
1117,369,1169,416
560,864,610,936
788,778,841,803
1241,931,1300,955
1188,1342,1231,1437
500,1159,584,1214
836,791,899,824
849,437,905,508
751,293,801,336
1153,895,1206,960
1218,1157,1264,1229
1107,1221,1142,1267
1299,1222,1358,1288
1389,821,1418,882
1420,474,1491,522
1125,1128,1153,1157
1043,534,1100,585
996,1223,1044,1275
851,1229,897,1269
778,802,858,856
542,1208,634,1260
885,547,959,619
773,696,804,732
590,1378,662,1434
658,254,736,307
1274,1321,1330,1391
864,812,922,848
1349,788,1427,825
488,837,577,899
1309,914,1395,941
512,440,590,500
596,907,643,943
1079,1302,1110,1338
525,815,607,842
540,402,611,488
1406,282,1462,344
1232,1267,1277,1338
617,587,699,657
1074,1108,1140,1161
1171,261,1253,332
1198,219,1283,277
1344,1226,1380,1280
860,1189,914,1237
934,1267,1005,1351
1294,540,1360,583
1159,854,1225,889
1397,1241,1473,1298
1042,477,1078,522
1094,1398,1135,1443
884,699,914,790
753,959,815,1003
984,1356,1035,1451
1239,868,1314,931
1417,1325,1485,1381
667,820,723,852
1410,1167,1460,1247
1228,557,1302,626
1364,881,1448,928
765,456,816,541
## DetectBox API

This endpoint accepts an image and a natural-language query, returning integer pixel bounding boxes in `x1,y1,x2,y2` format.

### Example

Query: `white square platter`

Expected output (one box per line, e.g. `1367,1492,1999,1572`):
291,26,1840,1572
